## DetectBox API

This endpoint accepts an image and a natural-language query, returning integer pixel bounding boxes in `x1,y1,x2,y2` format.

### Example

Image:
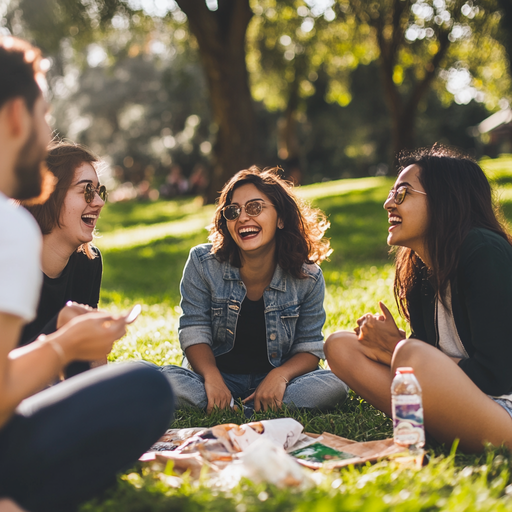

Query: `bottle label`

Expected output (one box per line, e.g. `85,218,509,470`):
392,395,425,448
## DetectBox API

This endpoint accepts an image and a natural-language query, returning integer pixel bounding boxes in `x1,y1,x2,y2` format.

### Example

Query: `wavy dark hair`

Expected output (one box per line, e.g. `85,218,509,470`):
209,166,331,278
22,140,99,259
393,145,512,319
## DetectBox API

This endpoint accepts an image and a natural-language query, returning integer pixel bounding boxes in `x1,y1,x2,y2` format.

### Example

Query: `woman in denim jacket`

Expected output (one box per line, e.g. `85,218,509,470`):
162,167,348,413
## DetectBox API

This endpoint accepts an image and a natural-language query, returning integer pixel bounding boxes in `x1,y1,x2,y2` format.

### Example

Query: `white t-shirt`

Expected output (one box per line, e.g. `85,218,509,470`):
0,193,42,322
437,283,512,402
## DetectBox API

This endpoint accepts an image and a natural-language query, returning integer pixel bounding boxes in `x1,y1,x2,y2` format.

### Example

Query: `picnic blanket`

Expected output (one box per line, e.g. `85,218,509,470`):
140,418,418,487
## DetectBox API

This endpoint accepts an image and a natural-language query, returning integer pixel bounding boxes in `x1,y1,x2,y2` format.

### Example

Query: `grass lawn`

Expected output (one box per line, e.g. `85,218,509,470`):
82,164,512,511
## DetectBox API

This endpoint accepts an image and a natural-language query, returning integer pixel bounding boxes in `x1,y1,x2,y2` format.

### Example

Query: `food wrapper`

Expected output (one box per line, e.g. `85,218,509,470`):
227,418,303,451
145,418,304,463
141,420,409,483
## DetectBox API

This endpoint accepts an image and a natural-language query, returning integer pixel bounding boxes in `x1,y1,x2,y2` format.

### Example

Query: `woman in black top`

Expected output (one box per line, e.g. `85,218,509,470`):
325,146,512,453
20,141,107,376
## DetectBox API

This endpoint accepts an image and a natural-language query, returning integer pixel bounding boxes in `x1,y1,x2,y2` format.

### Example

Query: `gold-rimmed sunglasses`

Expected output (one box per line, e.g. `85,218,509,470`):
222,200,273,221
387,185,426,205
84,182,108,203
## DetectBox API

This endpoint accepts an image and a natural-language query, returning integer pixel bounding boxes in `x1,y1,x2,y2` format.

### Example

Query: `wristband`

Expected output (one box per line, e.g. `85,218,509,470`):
280,375,289,384
46,337,66,366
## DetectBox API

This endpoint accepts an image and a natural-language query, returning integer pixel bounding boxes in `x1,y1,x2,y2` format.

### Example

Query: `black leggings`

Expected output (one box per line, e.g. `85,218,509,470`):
0,362,174,512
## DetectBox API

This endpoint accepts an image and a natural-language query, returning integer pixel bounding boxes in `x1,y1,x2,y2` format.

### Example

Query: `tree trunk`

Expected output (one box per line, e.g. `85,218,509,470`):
392,107,416,157
277,70,303,183
350,0,459,159
497,0,512,76
175,0,256,203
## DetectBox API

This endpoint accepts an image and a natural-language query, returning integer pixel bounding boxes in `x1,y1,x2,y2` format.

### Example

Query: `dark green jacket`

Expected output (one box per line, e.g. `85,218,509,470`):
408,228,512,396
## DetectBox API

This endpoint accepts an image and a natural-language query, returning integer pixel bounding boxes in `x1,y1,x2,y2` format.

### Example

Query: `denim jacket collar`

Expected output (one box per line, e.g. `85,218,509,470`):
179,244,325,365
222,261,287,292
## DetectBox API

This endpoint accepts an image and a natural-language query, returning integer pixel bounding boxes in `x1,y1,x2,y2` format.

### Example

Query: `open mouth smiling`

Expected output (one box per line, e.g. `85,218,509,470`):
82,213,98,227
389,215,402,226
238,226,261,239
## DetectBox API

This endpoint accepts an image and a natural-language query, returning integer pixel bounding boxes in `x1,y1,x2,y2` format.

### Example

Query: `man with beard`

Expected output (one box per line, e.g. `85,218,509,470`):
0,37,175,512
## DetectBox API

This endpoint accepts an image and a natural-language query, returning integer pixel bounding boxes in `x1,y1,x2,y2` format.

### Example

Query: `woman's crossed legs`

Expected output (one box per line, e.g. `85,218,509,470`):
325,332,512,453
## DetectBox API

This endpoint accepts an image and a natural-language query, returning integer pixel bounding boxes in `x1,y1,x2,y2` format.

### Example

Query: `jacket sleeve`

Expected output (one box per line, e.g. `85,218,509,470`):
289,271,326,360
457,239,512,395
178,248,214,351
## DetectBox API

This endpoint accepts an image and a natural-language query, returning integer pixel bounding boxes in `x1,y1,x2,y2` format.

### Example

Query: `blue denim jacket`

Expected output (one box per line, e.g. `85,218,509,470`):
178,244,326,366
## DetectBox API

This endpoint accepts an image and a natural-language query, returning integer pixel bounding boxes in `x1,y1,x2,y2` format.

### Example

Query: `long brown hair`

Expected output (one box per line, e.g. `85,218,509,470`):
22,141,100,259
209,166,332,278
394,146,512,319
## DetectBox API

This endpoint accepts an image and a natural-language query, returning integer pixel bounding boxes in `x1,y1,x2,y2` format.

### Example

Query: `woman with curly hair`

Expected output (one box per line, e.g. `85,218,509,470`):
325,146,512,452
162,166,348,413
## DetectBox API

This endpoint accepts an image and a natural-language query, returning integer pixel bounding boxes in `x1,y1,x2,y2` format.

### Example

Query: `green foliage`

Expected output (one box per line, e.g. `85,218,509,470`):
247,0,374,112
6,0,508,185
81,164,512,511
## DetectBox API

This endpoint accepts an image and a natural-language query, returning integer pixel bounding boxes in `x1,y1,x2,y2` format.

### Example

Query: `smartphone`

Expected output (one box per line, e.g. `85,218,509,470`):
124,304,142,324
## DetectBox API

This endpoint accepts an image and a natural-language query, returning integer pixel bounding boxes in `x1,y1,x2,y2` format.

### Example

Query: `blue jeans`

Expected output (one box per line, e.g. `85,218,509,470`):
0,362,174,512
491,397,512,419
158,364,348,411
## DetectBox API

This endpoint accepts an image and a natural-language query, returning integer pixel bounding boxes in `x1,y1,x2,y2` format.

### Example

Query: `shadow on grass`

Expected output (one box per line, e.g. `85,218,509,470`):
316,188,391,267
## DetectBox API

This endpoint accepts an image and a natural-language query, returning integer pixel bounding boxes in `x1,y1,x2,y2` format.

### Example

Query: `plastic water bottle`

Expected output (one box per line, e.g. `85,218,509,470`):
391,367,425,450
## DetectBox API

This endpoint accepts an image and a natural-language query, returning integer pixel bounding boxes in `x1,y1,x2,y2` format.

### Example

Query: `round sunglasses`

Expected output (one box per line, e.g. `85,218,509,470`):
387,185,426,205
222,200,273,221
83,182,108,203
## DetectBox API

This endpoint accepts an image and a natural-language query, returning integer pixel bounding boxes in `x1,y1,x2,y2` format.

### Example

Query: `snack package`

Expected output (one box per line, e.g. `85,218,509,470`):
290,442,354,463
228,418,303,452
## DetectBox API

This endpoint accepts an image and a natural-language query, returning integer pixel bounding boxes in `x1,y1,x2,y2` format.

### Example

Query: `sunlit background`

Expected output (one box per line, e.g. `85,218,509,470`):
1,0,511,203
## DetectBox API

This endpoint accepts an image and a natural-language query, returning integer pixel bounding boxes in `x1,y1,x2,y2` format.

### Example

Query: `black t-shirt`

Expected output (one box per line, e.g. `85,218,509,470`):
215,296,275,374
20,247,102,377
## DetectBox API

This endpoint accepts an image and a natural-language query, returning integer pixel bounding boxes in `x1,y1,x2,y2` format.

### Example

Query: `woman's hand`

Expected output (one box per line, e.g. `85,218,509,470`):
56,301,95,329
203,372,233,414
53,311,127,363
243,369,288,412
356,302,405,366
184,344,234,413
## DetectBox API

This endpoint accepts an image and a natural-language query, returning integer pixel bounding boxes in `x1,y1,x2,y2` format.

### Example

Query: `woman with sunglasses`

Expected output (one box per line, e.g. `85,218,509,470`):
325,146,512,452
161,166,348,413
19,141,108,377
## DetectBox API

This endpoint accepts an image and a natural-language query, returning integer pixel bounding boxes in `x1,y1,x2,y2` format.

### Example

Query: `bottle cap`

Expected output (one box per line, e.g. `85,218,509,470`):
396,367,414,374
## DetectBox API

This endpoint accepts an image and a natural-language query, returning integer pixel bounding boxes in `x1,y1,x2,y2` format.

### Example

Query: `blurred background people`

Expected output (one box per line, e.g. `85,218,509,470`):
160,164,188,199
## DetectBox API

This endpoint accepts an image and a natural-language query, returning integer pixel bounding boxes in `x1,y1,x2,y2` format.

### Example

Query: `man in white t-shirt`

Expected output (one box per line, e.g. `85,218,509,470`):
0,37,174,512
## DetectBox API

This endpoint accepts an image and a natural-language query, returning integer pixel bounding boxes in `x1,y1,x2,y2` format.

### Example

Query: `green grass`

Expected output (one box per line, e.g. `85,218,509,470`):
82,160,512,510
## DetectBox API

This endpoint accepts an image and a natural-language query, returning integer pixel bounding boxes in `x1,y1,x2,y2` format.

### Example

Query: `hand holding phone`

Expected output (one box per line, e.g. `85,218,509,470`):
124,304,142,324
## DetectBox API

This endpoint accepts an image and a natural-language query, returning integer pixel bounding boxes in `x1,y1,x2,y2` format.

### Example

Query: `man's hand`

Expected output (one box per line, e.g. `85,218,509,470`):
356,302,405,365
243,369,287,412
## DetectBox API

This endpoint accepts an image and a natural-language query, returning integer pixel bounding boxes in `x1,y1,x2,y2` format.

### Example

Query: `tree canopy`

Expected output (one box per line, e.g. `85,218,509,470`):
3,0,511,197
